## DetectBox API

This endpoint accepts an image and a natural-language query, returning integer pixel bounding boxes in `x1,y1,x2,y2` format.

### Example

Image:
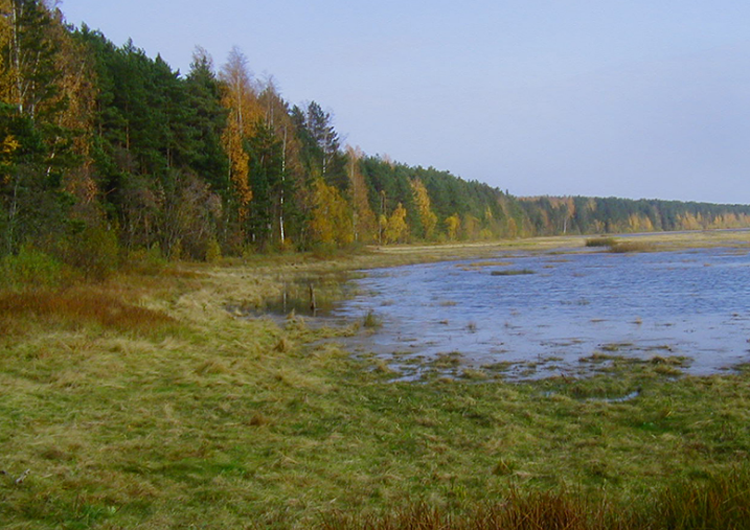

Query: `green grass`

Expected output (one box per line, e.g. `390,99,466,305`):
3,238,750,528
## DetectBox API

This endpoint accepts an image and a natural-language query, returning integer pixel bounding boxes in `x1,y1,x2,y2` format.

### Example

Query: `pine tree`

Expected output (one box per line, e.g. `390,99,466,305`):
184,47,229,193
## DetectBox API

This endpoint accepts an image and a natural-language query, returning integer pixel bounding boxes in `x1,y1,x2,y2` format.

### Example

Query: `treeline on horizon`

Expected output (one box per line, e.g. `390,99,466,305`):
2,1,750,275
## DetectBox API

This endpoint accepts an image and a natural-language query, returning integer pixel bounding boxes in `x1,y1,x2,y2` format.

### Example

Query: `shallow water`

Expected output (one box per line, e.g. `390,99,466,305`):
331,248,750,379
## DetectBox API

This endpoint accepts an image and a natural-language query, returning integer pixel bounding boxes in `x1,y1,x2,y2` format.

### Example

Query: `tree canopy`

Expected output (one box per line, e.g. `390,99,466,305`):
2,1,750,270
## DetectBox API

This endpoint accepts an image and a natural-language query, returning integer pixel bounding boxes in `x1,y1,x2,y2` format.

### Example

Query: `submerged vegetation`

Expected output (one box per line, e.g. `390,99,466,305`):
490,268,535,276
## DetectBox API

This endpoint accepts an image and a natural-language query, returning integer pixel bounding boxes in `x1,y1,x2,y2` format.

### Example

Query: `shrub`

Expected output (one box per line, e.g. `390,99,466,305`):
205,237,222,263
124,245,167,275
61,225,120,280
0,245,64,289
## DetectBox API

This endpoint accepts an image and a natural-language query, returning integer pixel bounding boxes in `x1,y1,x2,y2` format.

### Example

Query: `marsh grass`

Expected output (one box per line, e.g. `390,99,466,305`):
363,309,383,329
585,237,617,248
4,239,750,528
585,237,655,253
318,470,750,529
490,268,535,276
0,287,177,335
608,241,654,253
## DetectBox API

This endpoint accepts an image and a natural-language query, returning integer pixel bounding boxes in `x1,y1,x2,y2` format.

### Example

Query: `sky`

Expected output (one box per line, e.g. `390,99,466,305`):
58,0,750,204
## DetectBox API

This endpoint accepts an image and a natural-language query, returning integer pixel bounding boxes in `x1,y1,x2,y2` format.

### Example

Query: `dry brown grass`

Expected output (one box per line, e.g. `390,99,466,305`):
0,287,176,334
318,491,621,530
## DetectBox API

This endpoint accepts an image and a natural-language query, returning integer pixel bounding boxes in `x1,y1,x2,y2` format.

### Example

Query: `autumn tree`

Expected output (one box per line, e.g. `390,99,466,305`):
410,176,437,240
0,0,11,101
346,146,377,243
384,202,408,244
310,177,352,247
219,46,258,230
4,0,60,118
445,213,460,241
461,213,480,240
256,79,306,248
0,0,75,254
54,18,97,210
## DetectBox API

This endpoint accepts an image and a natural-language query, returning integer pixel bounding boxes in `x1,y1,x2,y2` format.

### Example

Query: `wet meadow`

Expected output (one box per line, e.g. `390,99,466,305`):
2,231,750,528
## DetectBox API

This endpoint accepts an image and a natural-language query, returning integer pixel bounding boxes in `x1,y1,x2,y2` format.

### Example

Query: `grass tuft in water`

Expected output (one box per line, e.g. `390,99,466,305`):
363,309,383,329
490,268,535,276
609,241,654,253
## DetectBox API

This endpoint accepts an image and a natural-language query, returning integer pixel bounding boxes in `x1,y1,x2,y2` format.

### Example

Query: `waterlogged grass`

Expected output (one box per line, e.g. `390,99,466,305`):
585,236,618,248
3,242,750,528
490,268,535,276
585,237,655,253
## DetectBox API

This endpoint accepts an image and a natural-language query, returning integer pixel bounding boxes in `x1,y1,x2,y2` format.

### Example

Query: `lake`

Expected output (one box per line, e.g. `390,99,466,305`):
330,247,750,380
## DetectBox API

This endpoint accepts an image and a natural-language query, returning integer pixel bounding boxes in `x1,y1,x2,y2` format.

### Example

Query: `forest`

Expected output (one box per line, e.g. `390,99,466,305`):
3,0,750,273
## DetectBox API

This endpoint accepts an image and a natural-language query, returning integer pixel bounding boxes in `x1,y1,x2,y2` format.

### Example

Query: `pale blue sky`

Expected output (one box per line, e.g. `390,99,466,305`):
59,0,750,204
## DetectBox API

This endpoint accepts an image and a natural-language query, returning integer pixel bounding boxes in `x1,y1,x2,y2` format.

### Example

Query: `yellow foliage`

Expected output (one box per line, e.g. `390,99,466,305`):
410,177,437,240
628,214,654,233
445,213,461,241
384,203,408,244
506,217,518,238
346,146,378,242
222,118,252,217
1,134,18,155
310,178,353,246
462,213,480,240
0,0,10,101
677,213,703,231
219,48,260,220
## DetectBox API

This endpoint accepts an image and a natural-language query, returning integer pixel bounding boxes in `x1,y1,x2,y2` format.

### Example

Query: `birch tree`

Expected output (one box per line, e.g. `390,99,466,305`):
219,46,258,224
346,146,377,243
410,176,437,240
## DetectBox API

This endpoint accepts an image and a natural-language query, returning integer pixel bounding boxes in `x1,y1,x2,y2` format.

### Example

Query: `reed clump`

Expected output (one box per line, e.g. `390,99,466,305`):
363,309,383,329
585,237,617,248
608,241,653,253
490,268,535,276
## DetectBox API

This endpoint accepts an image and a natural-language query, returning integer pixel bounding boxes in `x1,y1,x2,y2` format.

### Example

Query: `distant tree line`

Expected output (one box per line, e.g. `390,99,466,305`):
519,197,750,236
2,0,750,274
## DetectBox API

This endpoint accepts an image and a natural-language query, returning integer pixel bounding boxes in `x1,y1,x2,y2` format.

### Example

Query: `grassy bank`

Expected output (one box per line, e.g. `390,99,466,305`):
2,234,750,528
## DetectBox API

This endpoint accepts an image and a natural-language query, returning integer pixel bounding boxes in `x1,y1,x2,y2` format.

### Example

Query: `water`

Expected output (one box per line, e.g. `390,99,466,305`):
331,248,750,379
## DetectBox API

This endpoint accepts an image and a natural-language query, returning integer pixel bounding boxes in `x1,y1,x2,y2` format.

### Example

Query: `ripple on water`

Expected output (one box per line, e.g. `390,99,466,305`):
331,248,750,380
